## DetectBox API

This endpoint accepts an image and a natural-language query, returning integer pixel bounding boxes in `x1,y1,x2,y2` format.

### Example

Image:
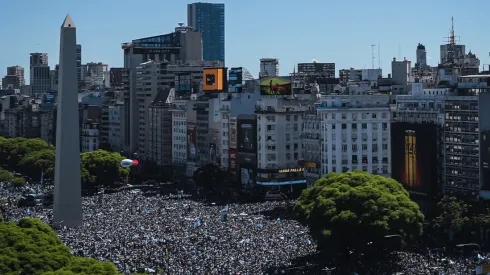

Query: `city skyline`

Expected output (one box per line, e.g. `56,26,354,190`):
1,0,489,83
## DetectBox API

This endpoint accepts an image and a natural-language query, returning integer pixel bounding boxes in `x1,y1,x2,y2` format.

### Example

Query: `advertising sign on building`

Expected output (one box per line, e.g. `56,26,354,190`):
259,77,292,96
228,67,243,93
391,122,439,195
203,68,227,92
175,73,192,95
237,119,257,153
229,117,237,149
187,123,197,161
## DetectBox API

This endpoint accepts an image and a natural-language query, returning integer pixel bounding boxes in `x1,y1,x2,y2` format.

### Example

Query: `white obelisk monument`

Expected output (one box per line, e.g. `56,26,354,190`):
53,14,82,227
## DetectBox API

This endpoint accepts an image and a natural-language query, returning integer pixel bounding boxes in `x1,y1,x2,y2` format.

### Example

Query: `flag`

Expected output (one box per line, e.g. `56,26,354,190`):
194,218,201,229
40,170,44,186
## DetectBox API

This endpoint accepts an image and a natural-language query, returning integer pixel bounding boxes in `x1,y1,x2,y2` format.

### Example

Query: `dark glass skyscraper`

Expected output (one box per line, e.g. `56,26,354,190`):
187,2,225,64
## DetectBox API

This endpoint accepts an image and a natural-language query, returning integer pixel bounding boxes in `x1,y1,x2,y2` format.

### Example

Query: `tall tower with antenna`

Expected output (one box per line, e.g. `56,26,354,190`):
440,16,465,64
371,44,376,69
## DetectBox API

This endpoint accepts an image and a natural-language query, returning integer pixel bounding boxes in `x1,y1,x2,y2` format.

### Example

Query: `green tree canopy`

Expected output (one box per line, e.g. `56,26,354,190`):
19,148,55,181
81,150,129,187
294,171,424,251
0,137,53,169
433,196,470,233
193,164,224,193
0,169,13,183
0,218,145,275
0,218,72,275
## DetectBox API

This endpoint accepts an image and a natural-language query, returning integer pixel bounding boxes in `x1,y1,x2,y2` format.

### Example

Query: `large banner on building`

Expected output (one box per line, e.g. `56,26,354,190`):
229,117,237,149
187,123,197,161
259,77,292,96
175,73,192,96
481,131,490,191
203,68,227,92
391,122,438,195
228,67,243,93
237,118,257,153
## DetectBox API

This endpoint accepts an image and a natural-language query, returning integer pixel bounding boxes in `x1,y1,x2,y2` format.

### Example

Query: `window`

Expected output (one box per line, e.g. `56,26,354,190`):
362,123,367,129
372,113,377,118
342,124,347,129
352,124,357,130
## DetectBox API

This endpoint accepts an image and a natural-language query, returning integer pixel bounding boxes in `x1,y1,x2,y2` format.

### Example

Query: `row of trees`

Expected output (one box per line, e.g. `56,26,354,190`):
0,218,147,275
0,137,128,188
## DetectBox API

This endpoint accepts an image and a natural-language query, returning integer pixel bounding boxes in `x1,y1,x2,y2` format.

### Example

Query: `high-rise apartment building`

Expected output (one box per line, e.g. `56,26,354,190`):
81,62,109,88
30,53,50,95
187,2,225,63
2,65,25,89
259,58,279,78
122,25,204,153
391,57,412,87
297,62,335,78
317,95,392,177
416,43,427,68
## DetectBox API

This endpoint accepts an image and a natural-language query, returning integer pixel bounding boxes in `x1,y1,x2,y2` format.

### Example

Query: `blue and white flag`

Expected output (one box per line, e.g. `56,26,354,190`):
193,218,201,229
26,208,31,216
258,224,263,230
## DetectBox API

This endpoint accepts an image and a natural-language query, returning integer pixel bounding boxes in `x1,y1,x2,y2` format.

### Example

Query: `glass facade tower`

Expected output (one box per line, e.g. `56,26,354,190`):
187,2,225,64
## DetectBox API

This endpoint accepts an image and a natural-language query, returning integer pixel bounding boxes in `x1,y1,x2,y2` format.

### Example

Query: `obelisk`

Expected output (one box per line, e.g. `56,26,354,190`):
53,14,82,228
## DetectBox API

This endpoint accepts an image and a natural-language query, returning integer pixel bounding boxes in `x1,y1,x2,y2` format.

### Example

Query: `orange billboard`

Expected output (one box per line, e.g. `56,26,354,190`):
203,68,225,91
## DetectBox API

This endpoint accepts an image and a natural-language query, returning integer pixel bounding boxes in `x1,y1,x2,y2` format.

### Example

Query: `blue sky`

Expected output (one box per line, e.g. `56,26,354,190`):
1,0,488,82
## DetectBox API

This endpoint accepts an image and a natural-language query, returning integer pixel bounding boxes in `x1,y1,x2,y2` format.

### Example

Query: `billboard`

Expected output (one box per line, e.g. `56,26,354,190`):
187,123,197,161
229,117,237,149
237,118,257,153
203,68,227,91
391,123,438,195
175,73,192,95
260,77,292,96
481,131,490,190
238,152,256,186
228,67,243,93
229,148,239,182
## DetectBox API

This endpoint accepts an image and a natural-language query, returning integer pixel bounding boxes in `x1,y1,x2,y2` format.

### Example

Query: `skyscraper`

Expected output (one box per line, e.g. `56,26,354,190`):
53,14,82,228
30,53,50,95
187,2,225,64
416,43,427,68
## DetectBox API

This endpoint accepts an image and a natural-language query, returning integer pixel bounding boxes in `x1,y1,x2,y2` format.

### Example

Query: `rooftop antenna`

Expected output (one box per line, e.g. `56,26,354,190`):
377,41,381,69
443,16,460,45
371,44,376,69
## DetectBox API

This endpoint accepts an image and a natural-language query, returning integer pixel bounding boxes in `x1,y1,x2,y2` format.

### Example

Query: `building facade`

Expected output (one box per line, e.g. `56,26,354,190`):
187,2,225,64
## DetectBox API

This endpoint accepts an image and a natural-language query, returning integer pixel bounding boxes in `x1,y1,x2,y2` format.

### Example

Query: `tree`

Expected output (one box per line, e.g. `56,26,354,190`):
0,218,145,275
81,150,129,187
12,177,26,187
0,218,72,275
432,196,470,242
8,138,52,168
19,149,55,181
42,257,119,275
0,169,13,183
294,171,424,251
193,164,224,193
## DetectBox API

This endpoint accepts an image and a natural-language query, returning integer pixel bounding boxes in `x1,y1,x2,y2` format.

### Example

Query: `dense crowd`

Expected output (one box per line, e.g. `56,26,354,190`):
1,183,316,274
0,182,486,274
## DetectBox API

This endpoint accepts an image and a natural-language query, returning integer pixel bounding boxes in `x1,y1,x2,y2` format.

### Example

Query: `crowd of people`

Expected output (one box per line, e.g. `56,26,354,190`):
1,183,316,274
0,182,486,274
